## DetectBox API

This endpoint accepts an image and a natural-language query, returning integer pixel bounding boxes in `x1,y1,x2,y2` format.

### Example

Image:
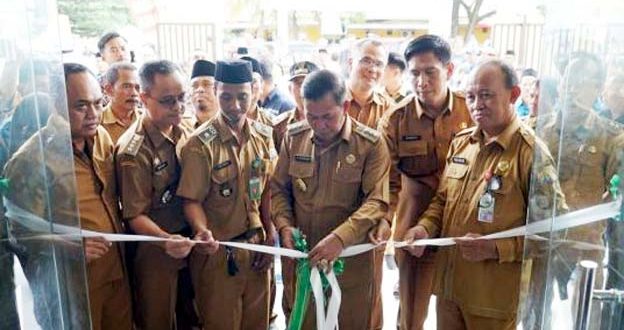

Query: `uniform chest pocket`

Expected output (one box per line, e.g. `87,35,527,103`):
288,160,314,178
578,147,603,168
445,163,468,179
210,167,238,199
398,140,438,176
398,140,427,157
334,165,362,183
577,148,606,192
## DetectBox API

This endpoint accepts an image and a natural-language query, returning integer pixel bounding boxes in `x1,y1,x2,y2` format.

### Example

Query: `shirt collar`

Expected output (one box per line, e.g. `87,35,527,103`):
214,113,252,143
470,114,521,150
143,116,182,148
310,115,353,146
102,103,138,125
414,88,453,119
346,88,385,107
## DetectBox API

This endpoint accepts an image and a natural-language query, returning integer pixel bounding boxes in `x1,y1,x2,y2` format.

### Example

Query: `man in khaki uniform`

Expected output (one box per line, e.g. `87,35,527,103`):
404,60,564,329
241,56,274,126
379,35,473,330
182,60,218,131
274,60,319,320
346,38,393,329
177,60,275,330
5,63,132,329
272,69,390,329
346,38,392,128
272,61,319,153
101,63,141,143
382,52,411,105
539,52,624,329
115,60,196,330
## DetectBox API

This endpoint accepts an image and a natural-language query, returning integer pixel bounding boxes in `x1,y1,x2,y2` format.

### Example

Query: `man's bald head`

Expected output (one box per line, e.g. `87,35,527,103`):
465,60,521,137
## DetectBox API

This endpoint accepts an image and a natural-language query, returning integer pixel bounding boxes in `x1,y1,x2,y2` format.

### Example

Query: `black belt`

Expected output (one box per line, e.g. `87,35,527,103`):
225,229,260,276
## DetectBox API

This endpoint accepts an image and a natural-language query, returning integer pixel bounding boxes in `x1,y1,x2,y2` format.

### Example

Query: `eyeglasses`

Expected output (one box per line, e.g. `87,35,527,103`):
358,56,385,69
152,93,189,108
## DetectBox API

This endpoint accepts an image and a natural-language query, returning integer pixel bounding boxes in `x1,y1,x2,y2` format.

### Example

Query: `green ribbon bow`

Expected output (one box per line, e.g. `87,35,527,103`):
288,229,344,330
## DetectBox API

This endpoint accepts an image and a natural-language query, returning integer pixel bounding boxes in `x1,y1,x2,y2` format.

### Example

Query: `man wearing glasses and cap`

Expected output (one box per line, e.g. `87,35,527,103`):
271,61,319,152
183,59,219,131
178,60,277,329
115,60,217,330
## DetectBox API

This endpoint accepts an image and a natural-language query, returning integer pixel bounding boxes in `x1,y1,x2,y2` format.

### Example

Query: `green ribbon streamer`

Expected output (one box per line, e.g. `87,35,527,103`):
288,229,311,330
287,229,345,330
0,178,9,196
610,174,622,222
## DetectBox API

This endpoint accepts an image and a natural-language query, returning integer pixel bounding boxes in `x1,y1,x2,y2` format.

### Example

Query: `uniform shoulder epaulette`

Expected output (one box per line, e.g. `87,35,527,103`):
122,133,144,156
252,120,273,138
271,110,292,126
197,124,218,146
392,93,415,111
354,122,380,143
287,120,311,136
518,124,536,147
454,126,477,138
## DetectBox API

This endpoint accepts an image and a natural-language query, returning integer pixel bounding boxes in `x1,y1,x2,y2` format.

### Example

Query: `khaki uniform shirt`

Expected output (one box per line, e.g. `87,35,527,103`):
3,114,97,328
417,116,564,319
249,104,274,127
5,115,125,288
115,116,189,233
271,116,390,247
100,103,141,144
271,108,303,151
382,87,411,105
523,115,538,130
380,91,472,237
271,116,389,329
181,114,202,132
177,115,277,241
74,127,124,289
346,88,392,129
541,110,624,242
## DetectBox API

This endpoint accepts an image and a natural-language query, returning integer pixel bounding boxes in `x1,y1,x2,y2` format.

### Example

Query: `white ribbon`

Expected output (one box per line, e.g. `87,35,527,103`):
3,196,621,329
310,267,341,330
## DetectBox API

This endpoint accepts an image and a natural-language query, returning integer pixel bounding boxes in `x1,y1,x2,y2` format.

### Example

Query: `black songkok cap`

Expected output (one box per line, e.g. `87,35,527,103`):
191,60,216,79
239,56,263,76
215,60,253,84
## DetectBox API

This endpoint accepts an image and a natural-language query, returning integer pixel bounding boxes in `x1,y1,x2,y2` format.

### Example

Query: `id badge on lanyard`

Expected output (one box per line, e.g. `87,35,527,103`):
478,170,502,223
248,156,263,201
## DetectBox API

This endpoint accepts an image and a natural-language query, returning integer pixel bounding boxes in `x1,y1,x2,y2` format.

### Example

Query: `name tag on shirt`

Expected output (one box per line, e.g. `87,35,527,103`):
214,160,232,170
154,161,168,172
294,155,313,163
451,157,468,165
402,135,422,141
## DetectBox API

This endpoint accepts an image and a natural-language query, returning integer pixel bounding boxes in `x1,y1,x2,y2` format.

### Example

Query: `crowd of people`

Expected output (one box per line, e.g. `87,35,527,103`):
0,30,624,330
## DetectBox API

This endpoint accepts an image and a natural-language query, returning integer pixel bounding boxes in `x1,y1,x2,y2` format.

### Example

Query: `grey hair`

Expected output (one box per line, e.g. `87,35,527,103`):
104,62,137,86
475,59,519,89
138,60,181,92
